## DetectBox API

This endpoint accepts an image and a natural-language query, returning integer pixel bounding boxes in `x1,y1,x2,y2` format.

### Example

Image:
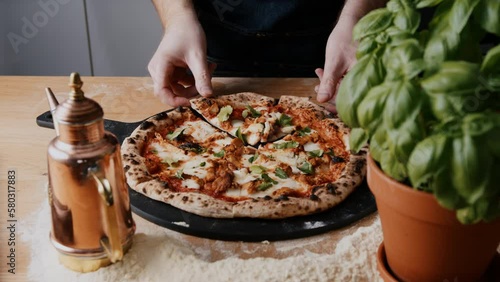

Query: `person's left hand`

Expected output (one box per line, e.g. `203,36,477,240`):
315,16,358,112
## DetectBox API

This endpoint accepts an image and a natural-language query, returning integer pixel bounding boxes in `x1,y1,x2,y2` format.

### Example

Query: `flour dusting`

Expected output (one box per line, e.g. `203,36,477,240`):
21,202,382,282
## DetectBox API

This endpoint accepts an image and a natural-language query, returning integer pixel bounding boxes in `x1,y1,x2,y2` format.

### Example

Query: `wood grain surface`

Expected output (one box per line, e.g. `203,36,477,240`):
0,76,378,281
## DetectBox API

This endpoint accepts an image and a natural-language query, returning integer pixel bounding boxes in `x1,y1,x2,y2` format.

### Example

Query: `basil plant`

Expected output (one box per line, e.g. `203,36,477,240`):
337,0,500,224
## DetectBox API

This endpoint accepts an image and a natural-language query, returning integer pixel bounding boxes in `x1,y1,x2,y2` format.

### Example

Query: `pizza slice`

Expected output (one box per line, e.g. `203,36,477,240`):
191,92,289,146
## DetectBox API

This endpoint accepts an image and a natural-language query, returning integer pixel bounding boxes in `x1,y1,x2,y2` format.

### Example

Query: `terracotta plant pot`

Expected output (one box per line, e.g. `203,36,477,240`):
367,155,500,281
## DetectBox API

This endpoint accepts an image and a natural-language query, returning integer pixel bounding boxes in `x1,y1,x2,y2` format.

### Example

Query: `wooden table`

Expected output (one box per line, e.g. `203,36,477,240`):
0,76,379,281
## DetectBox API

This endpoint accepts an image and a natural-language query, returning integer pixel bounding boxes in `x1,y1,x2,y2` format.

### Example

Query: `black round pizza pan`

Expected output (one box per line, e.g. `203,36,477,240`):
129,181,376,242
37,110,377,242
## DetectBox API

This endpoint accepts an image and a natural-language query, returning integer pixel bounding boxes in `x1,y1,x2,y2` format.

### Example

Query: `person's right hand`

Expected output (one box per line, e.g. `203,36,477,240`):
148,15,216,107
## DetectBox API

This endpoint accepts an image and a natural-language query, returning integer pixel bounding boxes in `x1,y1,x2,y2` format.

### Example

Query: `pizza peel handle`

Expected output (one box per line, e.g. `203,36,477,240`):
36,110,142,144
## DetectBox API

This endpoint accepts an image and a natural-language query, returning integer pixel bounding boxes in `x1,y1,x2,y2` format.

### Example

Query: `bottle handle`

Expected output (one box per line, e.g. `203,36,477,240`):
91,173,123,263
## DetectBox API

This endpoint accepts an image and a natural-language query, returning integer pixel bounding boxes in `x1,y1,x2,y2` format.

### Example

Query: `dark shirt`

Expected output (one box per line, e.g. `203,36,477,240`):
193,1,344,77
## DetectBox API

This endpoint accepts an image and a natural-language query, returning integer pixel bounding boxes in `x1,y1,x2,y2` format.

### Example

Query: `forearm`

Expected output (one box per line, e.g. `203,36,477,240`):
151,0,197,28
340,0,387,22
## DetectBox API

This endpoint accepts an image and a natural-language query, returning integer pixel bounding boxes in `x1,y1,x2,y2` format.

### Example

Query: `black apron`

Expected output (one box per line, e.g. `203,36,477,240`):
193,0,344,77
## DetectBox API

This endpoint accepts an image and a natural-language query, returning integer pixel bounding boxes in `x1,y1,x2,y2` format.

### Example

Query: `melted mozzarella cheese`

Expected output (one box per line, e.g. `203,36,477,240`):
245,177,305,198
181,155,210,179
244,123,264,145
241,154,254,167
303,142,321,152
281,125,295,133
254,106,268,112
233,168,258,185
225,188,241,198
181,179,200,189
213,136,233,151
343,135,350,151
231,119,244,128
152,143,189,163
182,120,217,141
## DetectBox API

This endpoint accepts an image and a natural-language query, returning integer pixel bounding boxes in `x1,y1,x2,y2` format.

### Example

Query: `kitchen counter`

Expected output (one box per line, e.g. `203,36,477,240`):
0,76,381,281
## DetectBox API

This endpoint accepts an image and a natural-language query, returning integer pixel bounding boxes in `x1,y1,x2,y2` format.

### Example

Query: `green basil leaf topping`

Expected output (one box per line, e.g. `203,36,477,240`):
261,173,278,185
236,127,247,144
258,182,273,191
213,150,225,158
200,162,206,167
175,169,184,179
298,161,313,174
273,141,299,149
250,165,266,174
297,127,311,136
179,142,205,154
217,105,233,122
167,128,185,141
246,105,261,117
308,149,324,158
248,153,258,163
278,114,292,126
274,167,288,179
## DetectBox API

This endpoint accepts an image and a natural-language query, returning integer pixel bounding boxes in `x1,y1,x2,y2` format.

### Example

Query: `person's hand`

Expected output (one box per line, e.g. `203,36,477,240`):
315,16,358,112
148,15,216,107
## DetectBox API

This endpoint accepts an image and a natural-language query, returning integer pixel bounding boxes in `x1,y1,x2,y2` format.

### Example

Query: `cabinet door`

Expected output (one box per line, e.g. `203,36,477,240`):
0,0,91,76
85,0,163,76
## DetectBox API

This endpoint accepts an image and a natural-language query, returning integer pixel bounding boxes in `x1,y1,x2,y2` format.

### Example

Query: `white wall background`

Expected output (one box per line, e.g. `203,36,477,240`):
86,0,163,76
0,0,163,76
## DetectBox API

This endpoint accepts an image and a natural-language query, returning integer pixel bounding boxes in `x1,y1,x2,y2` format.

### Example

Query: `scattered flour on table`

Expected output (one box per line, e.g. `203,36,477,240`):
21,202,383,282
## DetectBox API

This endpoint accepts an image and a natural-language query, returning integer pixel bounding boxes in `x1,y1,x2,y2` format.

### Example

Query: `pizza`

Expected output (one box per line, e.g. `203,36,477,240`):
121,93,367,218
190,93,286,145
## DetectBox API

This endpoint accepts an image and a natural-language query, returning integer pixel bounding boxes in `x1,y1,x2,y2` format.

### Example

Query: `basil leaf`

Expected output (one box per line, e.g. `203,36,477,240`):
422,61,481,96
213,150,225,158
353,8,394,41
274,167,288,179
473,0,500,36
408,134,450,190
261,173,278,185
273,141,299,149
179,142,205,154
258,182,273,191
200,162,206,167
175,169,184,179
250,165,266,174
235,127,247,144
481,45,500,75
297,127,311,136
415,0,445,9
167,128,185,141
248,153,258,163
278,114,292,126
350,128,369,153
357,82,391,135
298,161,313,174
337,50,385,128
217,105,233,122
246,105,261,117
393,2,420,33
308,150,324,158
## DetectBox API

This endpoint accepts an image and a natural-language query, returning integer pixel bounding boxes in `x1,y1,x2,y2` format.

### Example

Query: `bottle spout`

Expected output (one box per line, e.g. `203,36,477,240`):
45,87,60,136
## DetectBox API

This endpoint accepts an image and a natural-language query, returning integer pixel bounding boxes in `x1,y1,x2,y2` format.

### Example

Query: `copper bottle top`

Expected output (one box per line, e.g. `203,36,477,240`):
53,73,105,143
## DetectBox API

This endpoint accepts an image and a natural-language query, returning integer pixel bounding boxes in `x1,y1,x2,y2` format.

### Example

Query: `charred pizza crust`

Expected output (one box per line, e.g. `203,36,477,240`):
122,95,367,218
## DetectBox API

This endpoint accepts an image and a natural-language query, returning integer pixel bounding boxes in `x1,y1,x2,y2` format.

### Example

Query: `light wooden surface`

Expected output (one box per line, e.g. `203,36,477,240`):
0,76,378,281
